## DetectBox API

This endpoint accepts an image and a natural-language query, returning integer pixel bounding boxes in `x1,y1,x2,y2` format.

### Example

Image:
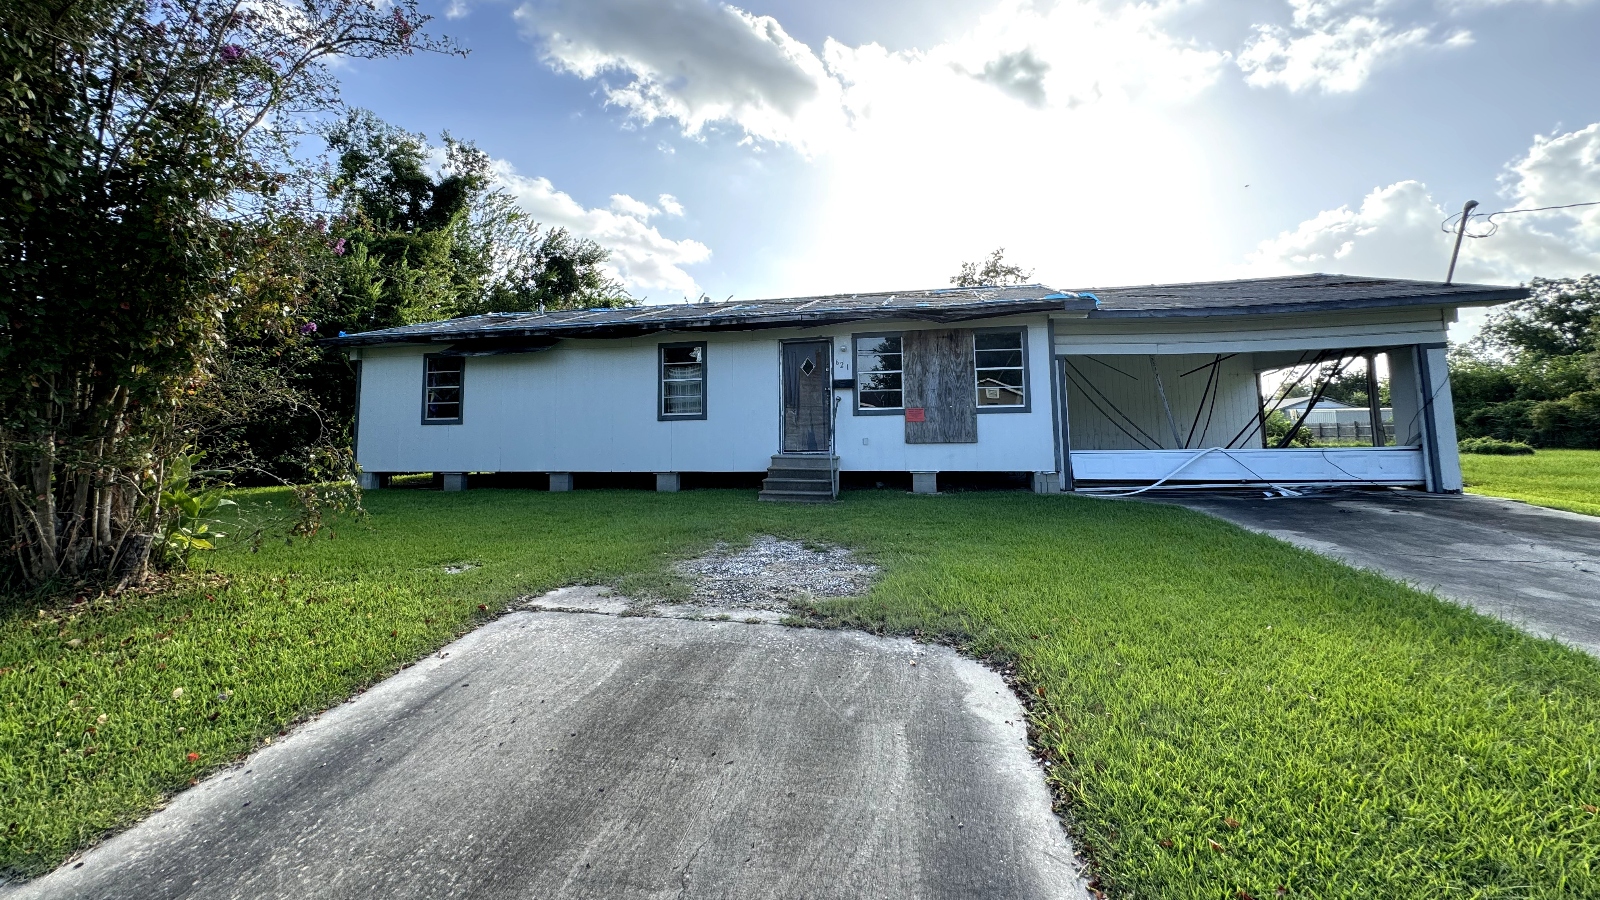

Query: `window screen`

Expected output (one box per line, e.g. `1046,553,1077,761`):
855,335,903,411
660,343,706,418
974,330,1025,408
423,356,464,423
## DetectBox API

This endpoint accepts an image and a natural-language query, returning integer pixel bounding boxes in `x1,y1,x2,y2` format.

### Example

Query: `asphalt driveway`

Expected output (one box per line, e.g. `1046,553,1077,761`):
10,611,1087,900
1159,491,1600,656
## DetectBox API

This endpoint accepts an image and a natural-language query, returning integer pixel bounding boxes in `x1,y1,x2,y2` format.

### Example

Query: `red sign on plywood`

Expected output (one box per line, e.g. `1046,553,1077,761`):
904,407,926,422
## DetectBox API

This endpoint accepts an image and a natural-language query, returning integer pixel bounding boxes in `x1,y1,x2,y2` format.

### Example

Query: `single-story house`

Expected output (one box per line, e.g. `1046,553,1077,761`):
1277,397,1395,426
329,274,1525,500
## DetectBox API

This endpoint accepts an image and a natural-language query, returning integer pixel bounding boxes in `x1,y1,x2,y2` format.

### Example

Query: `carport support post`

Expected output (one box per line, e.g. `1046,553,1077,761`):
1365,353,1385,447
549,473,573,492
655,472,680,493
912,472,939,495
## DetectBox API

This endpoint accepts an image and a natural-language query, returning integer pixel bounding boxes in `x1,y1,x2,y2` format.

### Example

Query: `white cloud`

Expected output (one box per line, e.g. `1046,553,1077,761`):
1248,123,1600,282
514,0,1228,154
514,0,845,152
492,162,712,299
1237,1,1469,93
1246,123,1600,338
608,193,658,218
657,193,685,216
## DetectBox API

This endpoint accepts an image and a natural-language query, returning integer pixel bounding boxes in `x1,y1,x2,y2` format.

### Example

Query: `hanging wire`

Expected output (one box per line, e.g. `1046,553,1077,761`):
1441,199,1600,239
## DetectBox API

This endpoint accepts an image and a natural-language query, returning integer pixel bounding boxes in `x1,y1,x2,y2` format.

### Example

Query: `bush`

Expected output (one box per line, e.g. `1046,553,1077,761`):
1459,437,1536,456
1528,390,1600,449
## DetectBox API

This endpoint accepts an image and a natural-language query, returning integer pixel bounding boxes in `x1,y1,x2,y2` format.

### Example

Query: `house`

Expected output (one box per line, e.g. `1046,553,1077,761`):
1277,397,1394,427
330,274,1525,500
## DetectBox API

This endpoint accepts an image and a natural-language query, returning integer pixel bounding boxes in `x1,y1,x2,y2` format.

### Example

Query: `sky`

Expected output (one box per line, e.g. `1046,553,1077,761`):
334,0,1600,339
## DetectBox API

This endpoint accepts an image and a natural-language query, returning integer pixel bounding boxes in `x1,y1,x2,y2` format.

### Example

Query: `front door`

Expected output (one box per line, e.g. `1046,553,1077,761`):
782,340,832,453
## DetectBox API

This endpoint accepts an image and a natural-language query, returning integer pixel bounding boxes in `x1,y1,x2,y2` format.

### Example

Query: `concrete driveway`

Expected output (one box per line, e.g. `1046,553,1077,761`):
11,611,1087,900
1158,491,1600,656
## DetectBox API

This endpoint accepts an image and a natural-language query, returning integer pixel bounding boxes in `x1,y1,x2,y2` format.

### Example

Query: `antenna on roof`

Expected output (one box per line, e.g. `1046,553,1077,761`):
1444,199,1478,285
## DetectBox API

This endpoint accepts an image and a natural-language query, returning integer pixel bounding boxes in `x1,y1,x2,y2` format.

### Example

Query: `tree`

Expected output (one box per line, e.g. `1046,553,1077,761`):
1451,276,1600,448
1477,275,1599,359
1,0,455,589
951,248,1033,288
323,112,629,324
189,113,631,485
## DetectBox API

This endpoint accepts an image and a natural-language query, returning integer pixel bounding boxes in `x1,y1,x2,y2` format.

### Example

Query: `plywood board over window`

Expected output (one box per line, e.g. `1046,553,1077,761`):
904,328,978,443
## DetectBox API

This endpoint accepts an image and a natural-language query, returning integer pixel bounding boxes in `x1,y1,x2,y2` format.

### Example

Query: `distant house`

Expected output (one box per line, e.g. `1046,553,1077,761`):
330,274,1524,499
1278,397,1394,426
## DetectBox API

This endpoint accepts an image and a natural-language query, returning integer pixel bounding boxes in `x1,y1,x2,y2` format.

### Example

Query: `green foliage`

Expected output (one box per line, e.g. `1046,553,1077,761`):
152,455,236,563
951,247,1033,287
4,490,1597,895
0,0,452,587
1263,410,1315,447
1457,437,1535,456
1452,276,1600,449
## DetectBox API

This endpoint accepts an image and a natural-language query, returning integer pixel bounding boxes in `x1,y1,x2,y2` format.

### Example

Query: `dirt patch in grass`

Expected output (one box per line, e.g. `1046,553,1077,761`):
671,535,878,611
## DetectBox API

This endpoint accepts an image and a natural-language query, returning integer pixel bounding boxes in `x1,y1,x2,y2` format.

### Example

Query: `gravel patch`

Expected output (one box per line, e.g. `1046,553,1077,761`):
673,536,878,611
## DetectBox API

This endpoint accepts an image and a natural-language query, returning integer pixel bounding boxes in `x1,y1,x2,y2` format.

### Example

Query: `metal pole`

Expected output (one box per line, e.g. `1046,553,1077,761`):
1445,200,1478,284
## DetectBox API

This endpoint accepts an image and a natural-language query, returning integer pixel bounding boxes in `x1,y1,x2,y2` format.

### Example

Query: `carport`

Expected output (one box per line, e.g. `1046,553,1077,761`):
1044,277,1524,494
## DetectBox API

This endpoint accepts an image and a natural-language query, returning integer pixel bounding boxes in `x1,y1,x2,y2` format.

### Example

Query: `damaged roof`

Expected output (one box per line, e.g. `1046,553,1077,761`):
327,274,1525,347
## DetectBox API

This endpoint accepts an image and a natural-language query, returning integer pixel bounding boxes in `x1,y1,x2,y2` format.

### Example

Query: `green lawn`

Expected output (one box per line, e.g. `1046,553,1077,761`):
1462,448,1600,516
3,489,1598,897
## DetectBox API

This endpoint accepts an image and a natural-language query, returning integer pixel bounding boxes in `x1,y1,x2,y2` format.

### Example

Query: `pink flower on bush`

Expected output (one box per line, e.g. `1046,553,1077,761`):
219,44,245,63
330,238,347,256
299,322,318,335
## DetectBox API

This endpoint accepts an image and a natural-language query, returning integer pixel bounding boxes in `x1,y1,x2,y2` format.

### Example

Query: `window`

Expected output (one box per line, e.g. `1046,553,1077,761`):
974,329,1026,410
423,356,464,424
854,334,903,413
659,342,706,419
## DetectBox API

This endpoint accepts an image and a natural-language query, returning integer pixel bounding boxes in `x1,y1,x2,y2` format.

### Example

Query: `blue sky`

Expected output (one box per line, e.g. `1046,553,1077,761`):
335,0,1600,335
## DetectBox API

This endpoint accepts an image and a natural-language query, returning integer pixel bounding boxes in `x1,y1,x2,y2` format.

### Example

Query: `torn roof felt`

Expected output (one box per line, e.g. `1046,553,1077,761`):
326,274,1526,347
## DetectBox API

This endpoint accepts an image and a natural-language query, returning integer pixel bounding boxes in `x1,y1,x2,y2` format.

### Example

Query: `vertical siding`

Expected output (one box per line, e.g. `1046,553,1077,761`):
1062,354,1261,451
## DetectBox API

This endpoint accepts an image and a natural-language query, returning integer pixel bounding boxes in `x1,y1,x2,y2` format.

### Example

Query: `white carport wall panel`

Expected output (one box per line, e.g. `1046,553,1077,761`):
1070,447,1427,485
1050,307,1453,356
1062,353,1261,451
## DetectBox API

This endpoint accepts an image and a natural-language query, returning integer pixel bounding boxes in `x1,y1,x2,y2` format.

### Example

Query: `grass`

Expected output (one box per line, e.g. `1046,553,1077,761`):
2,489,1598,897
1462,448,1600,516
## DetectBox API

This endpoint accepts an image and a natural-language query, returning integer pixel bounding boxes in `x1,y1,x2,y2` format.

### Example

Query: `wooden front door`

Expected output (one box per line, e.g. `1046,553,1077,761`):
782,340,832,453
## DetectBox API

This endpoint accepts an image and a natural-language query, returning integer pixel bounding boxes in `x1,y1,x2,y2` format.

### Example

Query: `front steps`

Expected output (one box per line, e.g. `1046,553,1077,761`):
759,454,839,503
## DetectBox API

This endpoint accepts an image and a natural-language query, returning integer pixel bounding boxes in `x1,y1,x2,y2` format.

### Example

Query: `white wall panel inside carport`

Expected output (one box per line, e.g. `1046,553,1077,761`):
353,317,1058,474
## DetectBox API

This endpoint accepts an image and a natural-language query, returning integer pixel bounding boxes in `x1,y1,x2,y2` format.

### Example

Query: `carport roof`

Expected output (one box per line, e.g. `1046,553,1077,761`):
326,274,1525,347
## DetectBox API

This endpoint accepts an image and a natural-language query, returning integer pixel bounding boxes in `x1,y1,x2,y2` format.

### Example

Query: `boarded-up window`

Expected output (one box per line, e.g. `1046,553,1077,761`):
903,329,978,444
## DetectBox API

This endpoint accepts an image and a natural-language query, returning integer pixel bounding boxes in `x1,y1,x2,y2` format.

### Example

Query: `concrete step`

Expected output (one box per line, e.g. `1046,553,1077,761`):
758,489,837,503
769,454,838,470
765,468,836,483
762,477,834,493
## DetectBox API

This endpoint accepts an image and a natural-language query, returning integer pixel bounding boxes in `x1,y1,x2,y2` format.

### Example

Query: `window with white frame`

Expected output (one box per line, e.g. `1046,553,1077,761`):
423,356,464,423
854,334,903,412
974,329,1026,409
659,342,706,419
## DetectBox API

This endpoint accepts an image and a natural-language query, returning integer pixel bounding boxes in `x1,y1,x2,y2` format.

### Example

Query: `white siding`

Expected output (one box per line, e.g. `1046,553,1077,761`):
354,317,1060,475
1063,353,1261,451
